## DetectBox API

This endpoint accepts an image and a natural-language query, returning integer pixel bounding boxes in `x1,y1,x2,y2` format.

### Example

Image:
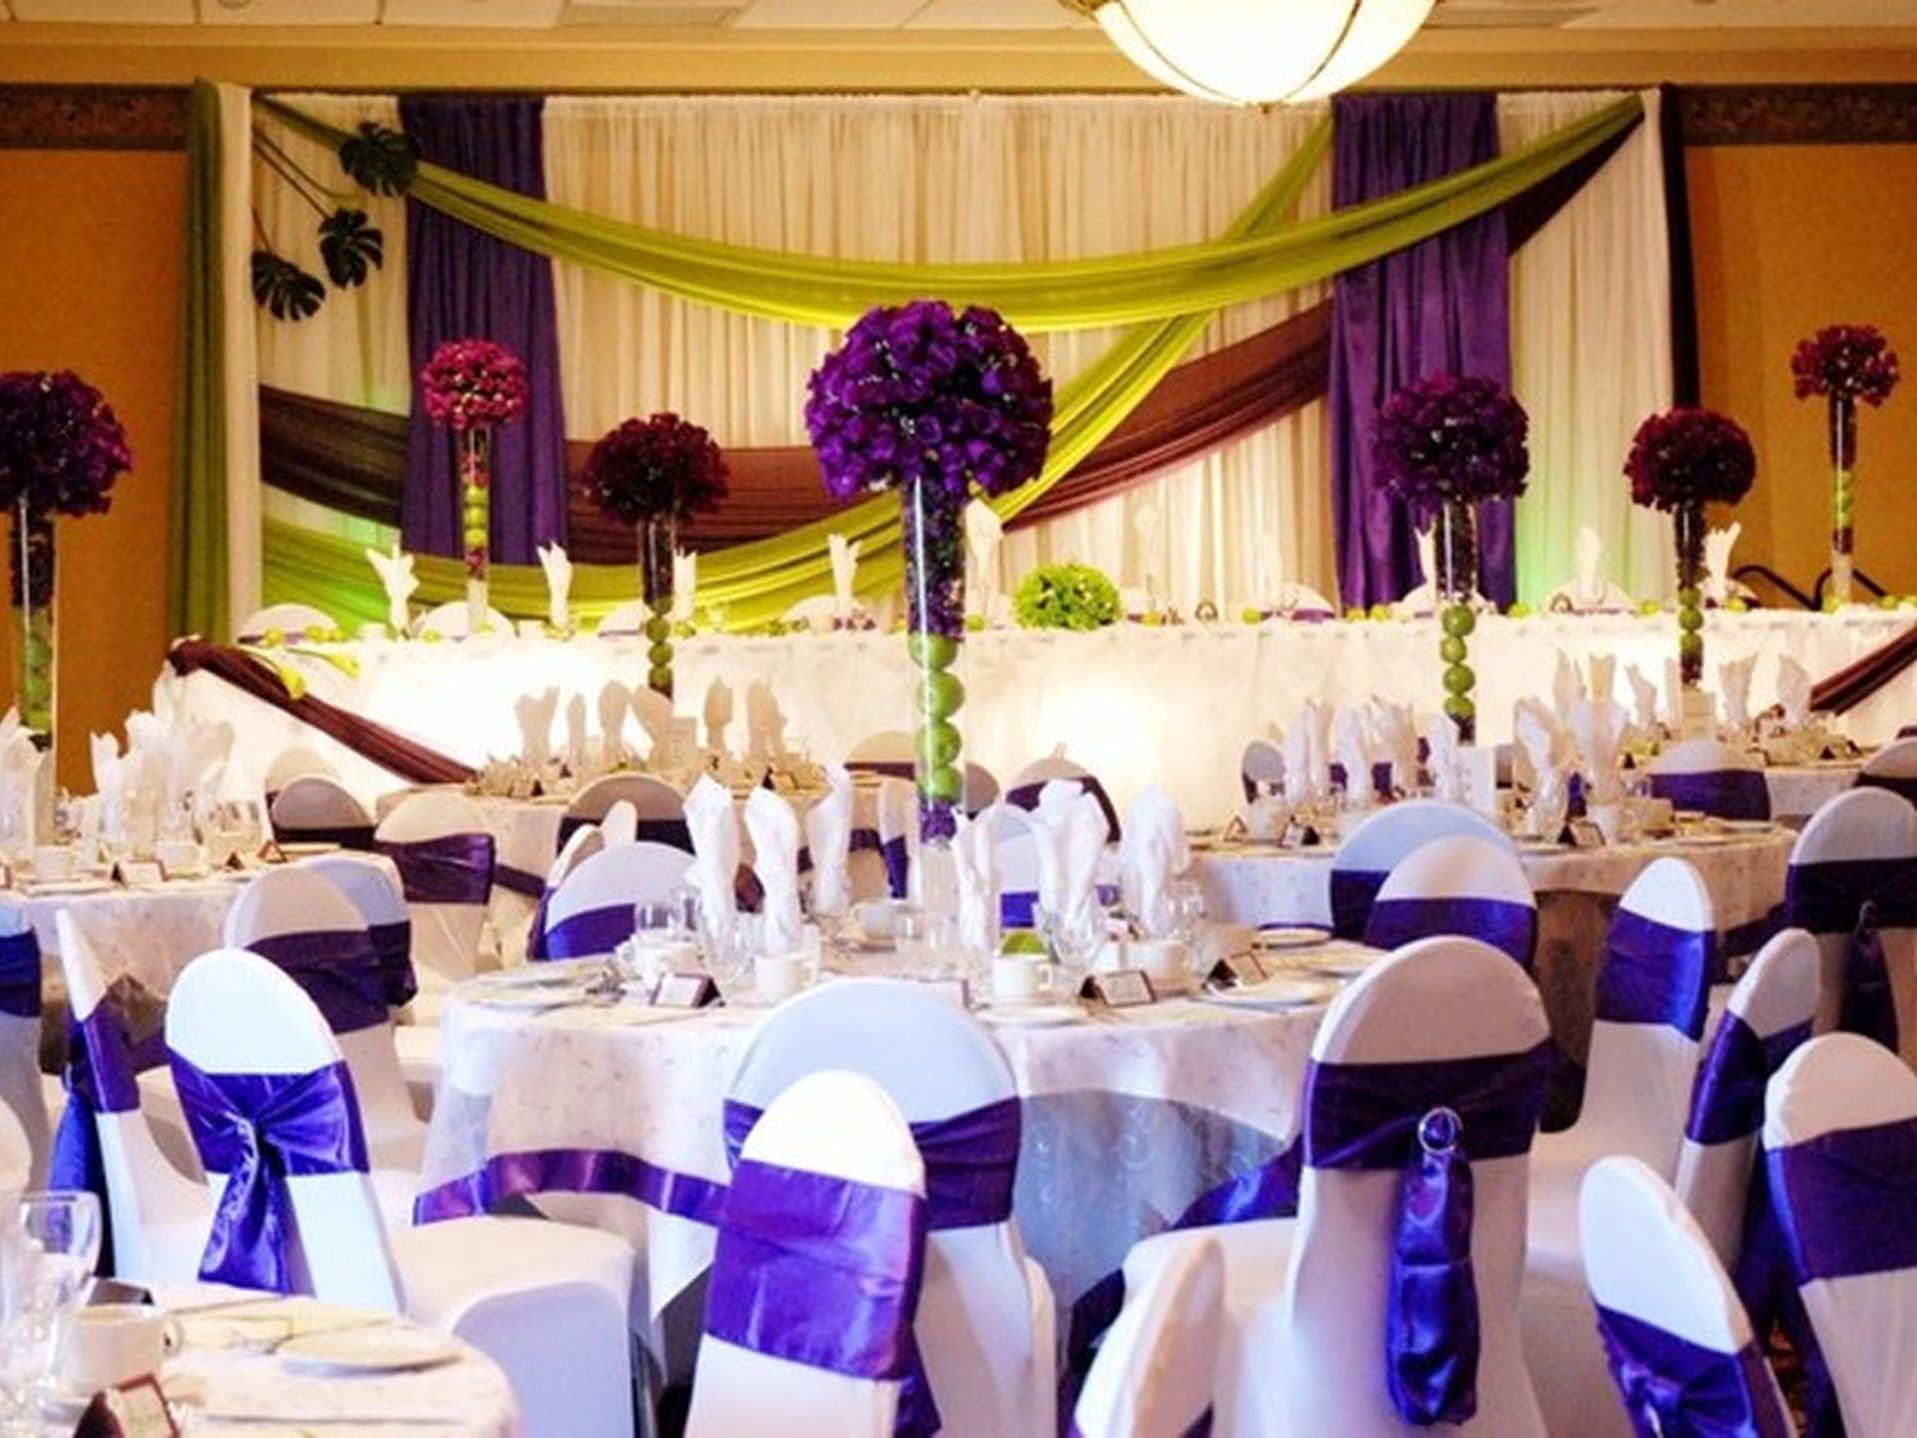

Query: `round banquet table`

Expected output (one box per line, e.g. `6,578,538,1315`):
144,1284,518,1436
7,873,249,997
1763,760,1864,825
417,955,1342,1348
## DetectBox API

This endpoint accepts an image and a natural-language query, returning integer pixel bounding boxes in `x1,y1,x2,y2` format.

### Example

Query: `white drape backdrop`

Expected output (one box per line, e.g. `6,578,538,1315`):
248,88,1673,613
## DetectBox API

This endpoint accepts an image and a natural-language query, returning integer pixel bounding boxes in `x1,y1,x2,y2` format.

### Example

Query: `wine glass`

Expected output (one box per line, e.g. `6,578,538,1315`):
9,1191,101,1418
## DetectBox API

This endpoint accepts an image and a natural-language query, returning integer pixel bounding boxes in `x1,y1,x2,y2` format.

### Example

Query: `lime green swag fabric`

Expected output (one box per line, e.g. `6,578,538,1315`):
171,79,230,639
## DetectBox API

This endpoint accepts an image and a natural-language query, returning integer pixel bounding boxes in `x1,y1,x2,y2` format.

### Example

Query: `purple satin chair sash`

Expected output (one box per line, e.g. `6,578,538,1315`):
1594,1306,1792,1438
542,904,635,961
705,1157,932,1433
1649,769,1772,822
0,928,40,1019
170,1052,370,1294
274,822,377,850
877,835,910,900
1363,896,1538,971
246,930,390,1035
1687,1015,1813,1148
367,920,417,1008
848,760,917,781
493,863,546,899
526,890,554,962
1595,910,1716,1040
555,814,694,853
1784,855,1917,935
412,1146,730,1227
1005,778,1123,843
1858,771,1917,805
1771,1113,1917,1283
1842,902,1900,1052
49,1001,154,1277
1329,869,1386,942
724,1097,1020,1232
375,832,496,906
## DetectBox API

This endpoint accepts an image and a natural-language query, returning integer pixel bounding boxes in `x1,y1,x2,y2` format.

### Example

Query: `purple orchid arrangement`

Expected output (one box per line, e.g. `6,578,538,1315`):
1372,373,1531,524
0,370,132,518
804,300,1053,502
581,413,730,524
1792,324,1900,407
1625,407,1756,511
420,338,530,431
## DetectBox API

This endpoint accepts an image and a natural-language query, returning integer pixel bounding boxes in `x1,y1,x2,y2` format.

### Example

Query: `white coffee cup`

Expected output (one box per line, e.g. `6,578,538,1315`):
31,845,73,883
1130,938,1191,989
61,1304,183,1394
755,954,806,1005
990,956,1044,1004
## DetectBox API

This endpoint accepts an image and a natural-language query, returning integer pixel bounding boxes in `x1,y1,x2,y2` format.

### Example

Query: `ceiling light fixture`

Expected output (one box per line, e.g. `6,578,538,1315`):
1064,0,1436,107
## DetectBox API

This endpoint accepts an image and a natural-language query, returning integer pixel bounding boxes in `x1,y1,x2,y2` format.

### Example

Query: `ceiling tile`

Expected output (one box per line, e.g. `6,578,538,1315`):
11,0,194,19
383,0,567,24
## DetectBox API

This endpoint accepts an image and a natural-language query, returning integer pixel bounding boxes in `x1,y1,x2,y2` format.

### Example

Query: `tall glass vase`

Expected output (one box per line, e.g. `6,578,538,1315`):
902,477,965,846
10,502,54,757
1435,500,1478,746
458,426,493,634
1675,501,1707,690
640,516,676,699
1828,393,1857,608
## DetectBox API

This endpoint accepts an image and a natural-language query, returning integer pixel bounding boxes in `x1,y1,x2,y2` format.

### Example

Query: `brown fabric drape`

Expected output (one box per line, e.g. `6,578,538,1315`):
1810,621,1917,714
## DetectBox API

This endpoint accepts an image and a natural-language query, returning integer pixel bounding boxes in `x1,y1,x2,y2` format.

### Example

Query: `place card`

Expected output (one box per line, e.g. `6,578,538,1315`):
111,860,164,889
1208,954,1270,988
1079,969,1156,1008
75,1377,178,1438
1564,819,1606,850
652,972,722,1009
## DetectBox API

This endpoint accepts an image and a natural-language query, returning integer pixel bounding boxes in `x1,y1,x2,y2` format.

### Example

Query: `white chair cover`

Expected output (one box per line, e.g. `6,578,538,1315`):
1240,739,1285,804
0,897,48,1186
236,602,337,645
262,745,338,800
686,1070,925,1438
1765,1032,1917,1438
564,772,690,851
1071,1236,1223,1438
1857,737,1917,806
410,600,511,639
525,821,607,963
542,841,695,961
1362,833,1537,969
374,791,496,990
1331,800,1513,940
165,948,636,1437
1649,738,1772,822
728,979,1056,1438
1579,1157,1795,1436
0,1096,27,1209
1007,754,1122,842
269,774,376,847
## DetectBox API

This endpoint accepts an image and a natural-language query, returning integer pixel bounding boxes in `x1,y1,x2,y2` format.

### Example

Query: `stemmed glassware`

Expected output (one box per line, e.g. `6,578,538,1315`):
1,1190,103,1429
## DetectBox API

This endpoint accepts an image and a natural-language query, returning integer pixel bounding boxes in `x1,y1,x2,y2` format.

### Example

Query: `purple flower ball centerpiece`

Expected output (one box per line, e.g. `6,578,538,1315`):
1624,406,1756,709
806,300,1052,843
419,338,530,634
0,369,132,755
1791,324,1900,607
581,412,730,698
1373,374,1531,745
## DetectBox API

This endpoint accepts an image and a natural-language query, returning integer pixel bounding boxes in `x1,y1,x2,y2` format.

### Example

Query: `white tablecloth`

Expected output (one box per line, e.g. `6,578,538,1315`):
169,610,1917,830
1763,762,1862,824
11,877,247,997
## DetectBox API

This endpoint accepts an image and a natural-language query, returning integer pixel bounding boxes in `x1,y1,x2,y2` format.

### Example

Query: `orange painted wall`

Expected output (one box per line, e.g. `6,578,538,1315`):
1687,142,1917,603
0,149,184,787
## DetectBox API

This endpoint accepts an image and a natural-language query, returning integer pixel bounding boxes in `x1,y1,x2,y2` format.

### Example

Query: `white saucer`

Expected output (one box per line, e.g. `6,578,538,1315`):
1201,975,1340,1009
467,986,591,1010
977,1005,1088,1028
1254,925,1333,949
278,1325,460,1374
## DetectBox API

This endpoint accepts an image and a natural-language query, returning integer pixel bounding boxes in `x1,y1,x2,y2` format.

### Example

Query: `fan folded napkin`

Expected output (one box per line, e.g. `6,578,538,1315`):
670,551,697,627
1369,699,1420,797
1284,700,1333,808
1028,780,1108,929
595,682,629,768
1118,786,1188,939
1516,699,1573,837
1703,523,1742,607
1423,713,1461,804
563,695,589,774
365,544,418,634
513,688,558,768
828,534,861,622
685,776,740,934
1552,653,1585,723
1717,655,1756,732
1777,656,1813,729
745,788,803,955
703,679,733,755
630,687,673,760
803,765,855,918
1626,665,1660,734
952,806,1000,954
1571,698,1628,806
1587,654,1617,707
537,543,572,632
1332,709,1375,807
745,681,787,761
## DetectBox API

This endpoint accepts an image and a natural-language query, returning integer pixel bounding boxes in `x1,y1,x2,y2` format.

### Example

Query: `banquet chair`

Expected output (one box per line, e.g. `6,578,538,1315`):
52,911,210,1284
1122,935,1551,1436
375,791,497,991
563,773,691,852
1331,799,1513,940
262,745,338,804
1522,857,1719,1438
1362,833,1538,968
269,774,377,850
526,821,607,962
542,841,695,961
222,868,426,1176
728,979,1056,1438
165,949,637,1438
235,602,338,645
411,599,512,639
0,897,48,1185
846,730,914,779
1856,736,1917,806
1765,1032,1917,1437
1648,738,1772,822
1069,1235,1224,1438
1007,754,1122,842
1240,738,1284,804
1783,785,1917,1060
0,1095,27,1203
1579,1157,1795,1437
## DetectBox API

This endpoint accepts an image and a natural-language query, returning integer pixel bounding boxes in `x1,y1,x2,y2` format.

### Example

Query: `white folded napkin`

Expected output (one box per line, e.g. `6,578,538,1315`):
745,788,803,955
1703,523,1742,607
1516,699,1572,837
1369,699,1421,797
1552,653,1585,723
515,688,557,768
1119,785,1188,939
596,682,630,767
703,679,733,755
745,681,787,761
684,775,740,934
90,732,123,821
670,551,697,627
828,533,861,623
600,800,638,847
1587,654,1617,708
365,543,417,634
1423,712,1462,803
1777,656,1813,729
1717,655,1756,732
563,694,589,774
1571,698,1628,806
630,687,673,759
173,718,232,809
876,775,916,859
1573,526,1605,606
965,502,1005,625
1301,700,1333,806
0,731,41,849
1282,719,1313,809
803,764,855,918
1664,659,1684,730
1331,708,1374,807
1626,664,1660,733
537,543,572,632
1029,780,1107,928
952,805,1000,954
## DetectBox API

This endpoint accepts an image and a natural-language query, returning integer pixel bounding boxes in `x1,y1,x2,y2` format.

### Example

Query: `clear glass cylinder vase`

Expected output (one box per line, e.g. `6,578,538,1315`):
458,426,493,634
1435,500,1478,746
1829,393,1857,608
12,501,55,755
1675,500,1707,690
902,477,966,846
640,516,677,699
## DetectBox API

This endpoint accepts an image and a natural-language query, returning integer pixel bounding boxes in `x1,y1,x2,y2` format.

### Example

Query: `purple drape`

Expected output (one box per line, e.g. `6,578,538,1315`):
1329,94,1513,609
400,94,566,565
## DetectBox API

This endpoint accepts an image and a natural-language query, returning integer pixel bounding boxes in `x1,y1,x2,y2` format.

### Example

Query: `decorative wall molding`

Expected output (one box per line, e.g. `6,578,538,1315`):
1678,85,1917,145
0,85,188,151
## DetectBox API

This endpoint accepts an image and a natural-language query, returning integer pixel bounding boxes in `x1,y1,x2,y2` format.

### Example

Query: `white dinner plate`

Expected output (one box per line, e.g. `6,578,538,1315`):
22,880,113,897
467,986,591,1010
1301,947,1381,978
1253,925,1333,949
1716,819,1774,835
278,1325,460,1375
474,961,601,989
976,1004,1089,1028
276,842,342,858
1675,833,1739,848
1201,975,1340,1010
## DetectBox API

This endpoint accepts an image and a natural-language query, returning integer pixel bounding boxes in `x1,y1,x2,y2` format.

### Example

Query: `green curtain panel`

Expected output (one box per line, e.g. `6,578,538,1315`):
171,79,229,639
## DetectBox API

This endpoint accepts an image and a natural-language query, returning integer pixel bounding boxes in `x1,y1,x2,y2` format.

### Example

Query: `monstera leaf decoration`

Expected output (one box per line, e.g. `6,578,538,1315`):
251,250,326,322
319,208,385,288
339,121,420,197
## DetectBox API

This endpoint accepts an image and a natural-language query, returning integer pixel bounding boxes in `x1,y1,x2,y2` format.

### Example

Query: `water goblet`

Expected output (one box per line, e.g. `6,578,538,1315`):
11,1191,101,1419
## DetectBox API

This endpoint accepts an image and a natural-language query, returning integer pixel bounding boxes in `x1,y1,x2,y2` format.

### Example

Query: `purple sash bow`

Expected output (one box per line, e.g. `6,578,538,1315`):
705,1157,932,1433
0,928,40,1019
1594,1306,1792,1438
1769,1111,1917,1283
1649,770,1772,822
1363,896,1538,971
274,822,376,850
246,930,391,1035
1595,910,1716,1040
542,904,636,961
1688,1015,1813,1149
1006,779,1123,844
169,1052,370,1294
375,832,496,907
1330,869,1387,942
368,919,416,1008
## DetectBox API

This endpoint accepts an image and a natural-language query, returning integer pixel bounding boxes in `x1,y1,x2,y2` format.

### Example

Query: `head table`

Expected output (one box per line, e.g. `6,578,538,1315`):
167,608,1915,830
